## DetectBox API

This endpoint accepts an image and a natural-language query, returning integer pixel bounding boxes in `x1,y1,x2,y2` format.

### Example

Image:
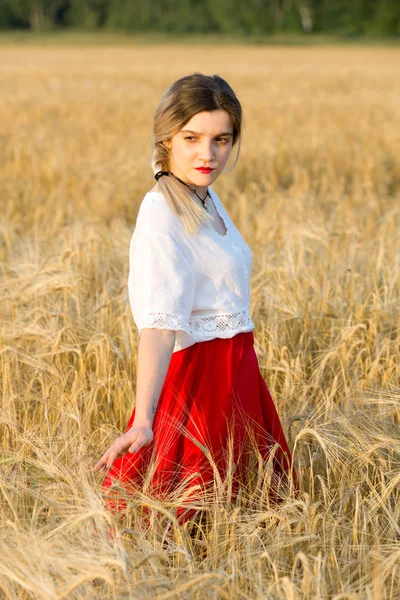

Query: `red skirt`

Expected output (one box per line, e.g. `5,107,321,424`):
101,331,298,524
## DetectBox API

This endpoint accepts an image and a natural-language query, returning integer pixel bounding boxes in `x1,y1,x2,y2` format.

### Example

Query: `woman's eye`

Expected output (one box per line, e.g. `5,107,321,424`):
184,136,229,143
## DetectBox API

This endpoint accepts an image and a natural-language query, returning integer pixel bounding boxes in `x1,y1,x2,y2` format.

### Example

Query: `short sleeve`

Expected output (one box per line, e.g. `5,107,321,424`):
127,231,195,334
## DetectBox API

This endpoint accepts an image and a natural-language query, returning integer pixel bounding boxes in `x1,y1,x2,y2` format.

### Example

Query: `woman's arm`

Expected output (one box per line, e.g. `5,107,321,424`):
134,328,176,425
93,328,176,472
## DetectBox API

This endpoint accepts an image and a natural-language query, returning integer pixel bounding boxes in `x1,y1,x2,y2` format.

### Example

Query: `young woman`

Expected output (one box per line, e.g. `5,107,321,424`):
94,72,298,524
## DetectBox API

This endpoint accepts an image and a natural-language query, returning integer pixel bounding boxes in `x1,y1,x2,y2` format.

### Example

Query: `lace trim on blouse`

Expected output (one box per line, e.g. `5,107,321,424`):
139,309,253,334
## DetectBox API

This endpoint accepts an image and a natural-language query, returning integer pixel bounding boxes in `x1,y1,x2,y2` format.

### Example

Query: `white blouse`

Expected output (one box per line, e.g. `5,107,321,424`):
128,187,255,353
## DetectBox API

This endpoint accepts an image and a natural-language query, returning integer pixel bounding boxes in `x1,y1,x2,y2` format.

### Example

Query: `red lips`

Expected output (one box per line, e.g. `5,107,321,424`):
195,168,214,173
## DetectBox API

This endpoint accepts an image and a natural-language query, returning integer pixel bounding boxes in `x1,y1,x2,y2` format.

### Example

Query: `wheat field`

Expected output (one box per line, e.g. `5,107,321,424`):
0,41,399,599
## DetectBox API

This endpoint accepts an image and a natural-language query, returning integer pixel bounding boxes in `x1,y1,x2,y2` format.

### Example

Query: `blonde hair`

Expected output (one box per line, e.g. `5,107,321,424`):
151,72,242,236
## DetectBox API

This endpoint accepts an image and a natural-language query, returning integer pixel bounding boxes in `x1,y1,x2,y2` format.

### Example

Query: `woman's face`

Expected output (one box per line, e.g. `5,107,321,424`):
164,109,234,194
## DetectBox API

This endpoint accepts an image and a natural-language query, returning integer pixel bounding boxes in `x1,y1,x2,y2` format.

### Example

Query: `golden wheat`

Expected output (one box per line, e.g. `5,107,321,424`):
0,41,399,599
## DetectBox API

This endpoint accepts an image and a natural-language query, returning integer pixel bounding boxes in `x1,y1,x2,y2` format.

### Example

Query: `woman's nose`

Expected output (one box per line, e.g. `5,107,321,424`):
198,141,215,160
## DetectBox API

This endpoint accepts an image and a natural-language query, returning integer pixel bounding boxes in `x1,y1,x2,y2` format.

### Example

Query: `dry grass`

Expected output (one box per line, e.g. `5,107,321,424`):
0,41,399,599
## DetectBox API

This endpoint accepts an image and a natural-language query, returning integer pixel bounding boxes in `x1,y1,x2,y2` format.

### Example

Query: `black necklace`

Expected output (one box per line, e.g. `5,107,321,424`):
169,172,211,211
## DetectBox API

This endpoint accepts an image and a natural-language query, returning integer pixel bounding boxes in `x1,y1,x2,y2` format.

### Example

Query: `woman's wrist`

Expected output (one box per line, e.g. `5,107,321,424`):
134,394,159,427
131,414,154,428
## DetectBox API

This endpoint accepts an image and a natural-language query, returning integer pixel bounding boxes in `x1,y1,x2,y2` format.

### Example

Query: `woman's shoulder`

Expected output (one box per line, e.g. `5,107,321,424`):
134,188,185,239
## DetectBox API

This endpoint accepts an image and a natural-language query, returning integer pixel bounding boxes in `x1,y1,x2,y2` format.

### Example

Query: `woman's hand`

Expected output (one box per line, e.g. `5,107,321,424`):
93,423,154,473
94,329,175,474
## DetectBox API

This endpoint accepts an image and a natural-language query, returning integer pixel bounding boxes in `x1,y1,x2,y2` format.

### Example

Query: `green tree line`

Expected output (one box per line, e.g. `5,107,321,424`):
0,0,399,36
